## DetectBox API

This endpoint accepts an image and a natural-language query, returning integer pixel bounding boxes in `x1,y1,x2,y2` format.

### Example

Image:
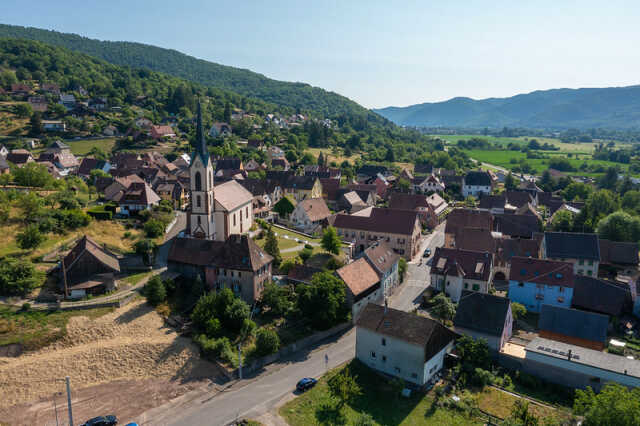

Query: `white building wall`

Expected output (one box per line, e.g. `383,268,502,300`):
422,341,455,384
525,351,640,388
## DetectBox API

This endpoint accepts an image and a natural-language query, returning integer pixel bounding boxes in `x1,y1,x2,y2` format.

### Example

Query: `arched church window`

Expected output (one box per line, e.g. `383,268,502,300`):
197,195,201,207
195,171,202,191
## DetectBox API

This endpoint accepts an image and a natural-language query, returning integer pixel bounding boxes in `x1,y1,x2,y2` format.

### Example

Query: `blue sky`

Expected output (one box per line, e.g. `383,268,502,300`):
2,1,639,108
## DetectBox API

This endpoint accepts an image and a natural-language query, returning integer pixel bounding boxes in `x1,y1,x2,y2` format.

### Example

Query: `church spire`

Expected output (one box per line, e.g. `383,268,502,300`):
195,99,208,163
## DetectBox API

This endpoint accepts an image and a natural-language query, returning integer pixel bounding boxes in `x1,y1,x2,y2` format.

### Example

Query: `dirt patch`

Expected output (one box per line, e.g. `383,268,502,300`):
0,300,225,425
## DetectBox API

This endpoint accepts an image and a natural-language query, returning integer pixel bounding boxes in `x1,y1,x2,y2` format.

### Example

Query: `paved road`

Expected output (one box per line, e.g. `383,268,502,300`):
160,225,445,426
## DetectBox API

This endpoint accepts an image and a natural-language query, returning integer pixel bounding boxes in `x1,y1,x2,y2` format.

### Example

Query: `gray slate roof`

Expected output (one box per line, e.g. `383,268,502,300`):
356,304,458,361
572,275,631,317
454,291,511,337
526,337,640,378
544,232,600,261
464,171,492,186
539,305,609,344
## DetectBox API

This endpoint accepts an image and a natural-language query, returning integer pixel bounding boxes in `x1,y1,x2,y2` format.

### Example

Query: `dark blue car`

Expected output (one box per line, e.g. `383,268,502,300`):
81,415,117,426
296,377,317,392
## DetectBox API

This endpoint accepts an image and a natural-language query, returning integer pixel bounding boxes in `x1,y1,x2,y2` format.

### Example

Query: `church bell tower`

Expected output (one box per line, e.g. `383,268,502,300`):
188,101,216,239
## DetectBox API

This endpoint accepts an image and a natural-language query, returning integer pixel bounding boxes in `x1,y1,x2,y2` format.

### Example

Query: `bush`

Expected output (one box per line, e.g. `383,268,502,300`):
16,224,45,250
298,247,313,262
87,206,113,220
21,302,31,312
254,328,280,356
304,243,313,250
0,258,43,296
144,219,165,238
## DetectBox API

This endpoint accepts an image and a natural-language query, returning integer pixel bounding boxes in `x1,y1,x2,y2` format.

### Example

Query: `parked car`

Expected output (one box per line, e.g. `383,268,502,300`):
423,248,431,258
296,377,317,392
81,415,117,426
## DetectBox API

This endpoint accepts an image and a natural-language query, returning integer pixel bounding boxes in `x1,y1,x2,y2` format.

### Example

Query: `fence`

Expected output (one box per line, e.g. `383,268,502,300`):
233,322,352,376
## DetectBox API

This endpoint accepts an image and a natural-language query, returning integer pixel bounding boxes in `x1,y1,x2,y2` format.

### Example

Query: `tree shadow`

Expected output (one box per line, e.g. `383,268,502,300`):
315,401,346,425
114,301,152,324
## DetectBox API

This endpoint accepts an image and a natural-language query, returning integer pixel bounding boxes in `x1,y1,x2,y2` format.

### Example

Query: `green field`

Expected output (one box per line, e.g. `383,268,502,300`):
433,134,629,154
462,149,631,176
65,137,116,155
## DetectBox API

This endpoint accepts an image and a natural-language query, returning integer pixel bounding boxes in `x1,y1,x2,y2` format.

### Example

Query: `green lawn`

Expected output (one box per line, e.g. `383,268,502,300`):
280,360,481,426
121,271,153,286
462,149,631,175
0,304,113,351
65,137,116,155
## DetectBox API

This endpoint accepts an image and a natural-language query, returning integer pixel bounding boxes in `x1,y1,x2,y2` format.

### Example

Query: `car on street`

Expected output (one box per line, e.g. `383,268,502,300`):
296,377,317,392
81,415,118,426
423,248,431,258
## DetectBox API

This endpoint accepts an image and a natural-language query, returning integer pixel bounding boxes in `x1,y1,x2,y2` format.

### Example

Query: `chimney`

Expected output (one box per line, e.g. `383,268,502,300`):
567,349,572,361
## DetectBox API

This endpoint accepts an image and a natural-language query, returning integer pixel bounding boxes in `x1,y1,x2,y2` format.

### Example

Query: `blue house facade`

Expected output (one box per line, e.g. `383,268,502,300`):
508,257,575,313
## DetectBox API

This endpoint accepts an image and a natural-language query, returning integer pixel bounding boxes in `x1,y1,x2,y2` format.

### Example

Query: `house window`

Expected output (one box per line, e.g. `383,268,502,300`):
246,206,249,218
518,282,524,287
394,367,401,373
223,269,227,276
411,373,418,379
197,216,201,225
588,270,592,276
233,214,236,226
559,287,564,293
231,271,234,277
588,260,594,266
472,284,480,291
464,283,468,289
578,269,583,275
382,356,387,362
382,338,386,346
233,283,240,293
579,259,584,265
371,351,376,359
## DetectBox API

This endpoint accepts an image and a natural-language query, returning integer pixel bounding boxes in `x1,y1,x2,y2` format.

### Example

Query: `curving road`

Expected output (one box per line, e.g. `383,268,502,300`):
148,225,445,426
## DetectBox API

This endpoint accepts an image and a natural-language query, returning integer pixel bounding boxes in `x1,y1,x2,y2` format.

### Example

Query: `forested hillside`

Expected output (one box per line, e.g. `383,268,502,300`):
375,86,640,130
0,23,375,119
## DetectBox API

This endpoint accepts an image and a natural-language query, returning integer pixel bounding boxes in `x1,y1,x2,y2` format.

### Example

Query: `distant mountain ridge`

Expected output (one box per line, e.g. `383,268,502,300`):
0,23,375,119
374,86,640,129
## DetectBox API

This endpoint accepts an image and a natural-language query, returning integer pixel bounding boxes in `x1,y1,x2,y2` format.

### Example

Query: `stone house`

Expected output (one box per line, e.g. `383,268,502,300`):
168,235,273,304
333,208,422,259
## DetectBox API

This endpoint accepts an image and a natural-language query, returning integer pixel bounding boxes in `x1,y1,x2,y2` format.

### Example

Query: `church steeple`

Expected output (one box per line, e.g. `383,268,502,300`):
195,100,208,164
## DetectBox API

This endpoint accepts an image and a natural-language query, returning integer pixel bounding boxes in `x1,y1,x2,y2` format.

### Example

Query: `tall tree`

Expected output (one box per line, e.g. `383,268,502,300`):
297,271,348,329
504,172,518,190
29,111,42,136
328,367,362,409
264,226,282,268
321,226,342,255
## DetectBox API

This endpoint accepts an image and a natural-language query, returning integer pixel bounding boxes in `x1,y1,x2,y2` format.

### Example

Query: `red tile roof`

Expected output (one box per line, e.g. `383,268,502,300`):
333,208,419,236
509,257,574,288
336,258,380,296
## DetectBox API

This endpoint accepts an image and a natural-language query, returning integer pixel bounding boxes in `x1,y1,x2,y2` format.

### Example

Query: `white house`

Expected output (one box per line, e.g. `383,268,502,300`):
430,247,493,303
463,171,492,198
356,304,458,386
290,198,331,233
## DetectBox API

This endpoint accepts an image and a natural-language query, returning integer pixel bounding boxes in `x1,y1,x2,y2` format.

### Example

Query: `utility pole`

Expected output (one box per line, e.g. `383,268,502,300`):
238,344,243,380
65,376,73,426
53,393,60,426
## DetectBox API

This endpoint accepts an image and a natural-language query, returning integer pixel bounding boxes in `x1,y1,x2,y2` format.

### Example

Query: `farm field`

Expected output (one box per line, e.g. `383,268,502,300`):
433,134,632,154
65,137,117,155
462,148,631,176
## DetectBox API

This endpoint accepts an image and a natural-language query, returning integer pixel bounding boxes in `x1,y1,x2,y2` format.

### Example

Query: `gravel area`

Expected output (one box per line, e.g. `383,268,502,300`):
0,299,223,425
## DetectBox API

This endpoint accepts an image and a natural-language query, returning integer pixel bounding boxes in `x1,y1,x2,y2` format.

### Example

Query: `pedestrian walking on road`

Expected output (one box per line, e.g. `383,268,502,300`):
325,353,329,371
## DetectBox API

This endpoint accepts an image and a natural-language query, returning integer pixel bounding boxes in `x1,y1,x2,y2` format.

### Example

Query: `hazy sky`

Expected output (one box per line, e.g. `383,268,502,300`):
3,1,639,108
